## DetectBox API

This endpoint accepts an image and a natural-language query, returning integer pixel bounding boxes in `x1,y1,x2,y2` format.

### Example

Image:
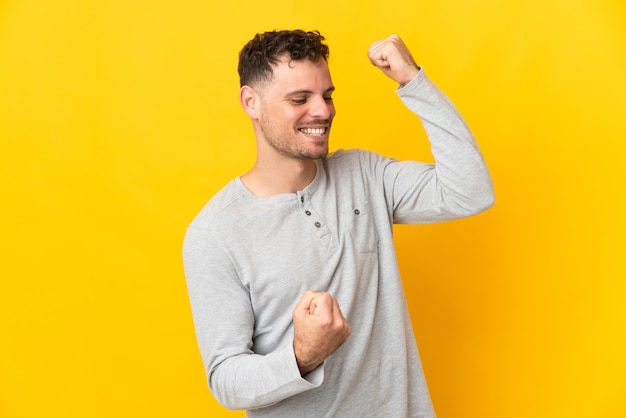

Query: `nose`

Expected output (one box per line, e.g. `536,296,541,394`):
308,95,334,120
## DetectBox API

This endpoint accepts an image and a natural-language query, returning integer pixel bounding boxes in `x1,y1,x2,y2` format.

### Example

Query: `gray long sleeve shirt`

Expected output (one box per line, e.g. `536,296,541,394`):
183,69,495,417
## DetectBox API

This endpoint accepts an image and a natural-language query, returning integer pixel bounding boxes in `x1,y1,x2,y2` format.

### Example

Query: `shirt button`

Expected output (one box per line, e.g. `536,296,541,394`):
314,222,321,228
305,210,311,216
300,196,304,203
354,209,360,215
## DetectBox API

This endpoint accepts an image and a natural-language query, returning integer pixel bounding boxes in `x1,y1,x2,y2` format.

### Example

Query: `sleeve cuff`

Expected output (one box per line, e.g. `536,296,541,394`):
287,344,325,386
396,67,426,94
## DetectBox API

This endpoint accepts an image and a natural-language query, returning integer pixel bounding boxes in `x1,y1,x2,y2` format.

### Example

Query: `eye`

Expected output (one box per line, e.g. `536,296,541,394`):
290,97,307,105
324,96,334,103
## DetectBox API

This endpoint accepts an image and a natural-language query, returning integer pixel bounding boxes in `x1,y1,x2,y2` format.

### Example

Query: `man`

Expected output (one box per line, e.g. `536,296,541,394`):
183,30,494,417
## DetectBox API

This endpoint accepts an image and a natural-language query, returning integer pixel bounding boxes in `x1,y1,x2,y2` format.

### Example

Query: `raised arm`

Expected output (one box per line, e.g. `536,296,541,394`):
368,34,494,222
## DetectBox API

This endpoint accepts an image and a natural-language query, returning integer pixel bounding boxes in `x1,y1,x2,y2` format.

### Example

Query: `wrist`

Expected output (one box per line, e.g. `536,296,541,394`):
294,344,319,375
399,66,420,87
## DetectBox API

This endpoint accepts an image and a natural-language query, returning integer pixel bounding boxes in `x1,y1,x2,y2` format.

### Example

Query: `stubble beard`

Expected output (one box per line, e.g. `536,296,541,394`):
260,117,330,161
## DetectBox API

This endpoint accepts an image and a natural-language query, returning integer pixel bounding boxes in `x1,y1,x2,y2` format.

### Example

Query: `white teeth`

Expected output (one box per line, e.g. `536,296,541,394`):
299,127,326,136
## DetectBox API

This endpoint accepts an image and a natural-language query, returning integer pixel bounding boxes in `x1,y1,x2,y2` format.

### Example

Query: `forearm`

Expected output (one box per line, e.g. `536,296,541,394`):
208,345,323,410
188,286,324,410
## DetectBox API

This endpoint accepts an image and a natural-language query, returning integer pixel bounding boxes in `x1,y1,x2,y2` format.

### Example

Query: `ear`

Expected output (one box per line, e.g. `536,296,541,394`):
240,85,261,119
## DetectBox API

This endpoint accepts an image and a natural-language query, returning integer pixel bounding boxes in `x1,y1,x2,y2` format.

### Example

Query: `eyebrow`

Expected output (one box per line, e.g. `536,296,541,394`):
285,86,336,96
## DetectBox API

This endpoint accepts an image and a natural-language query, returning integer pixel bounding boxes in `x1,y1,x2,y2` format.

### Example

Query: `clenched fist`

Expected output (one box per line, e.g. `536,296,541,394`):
368,34,420,86
292,290,352,375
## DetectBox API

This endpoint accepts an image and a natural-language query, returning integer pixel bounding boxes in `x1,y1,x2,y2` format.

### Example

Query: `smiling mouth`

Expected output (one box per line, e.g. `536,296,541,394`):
298,127,328,136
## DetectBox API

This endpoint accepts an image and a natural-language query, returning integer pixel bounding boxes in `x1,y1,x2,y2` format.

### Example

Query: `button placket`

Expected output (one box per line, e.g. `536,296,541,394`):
297,192,327,233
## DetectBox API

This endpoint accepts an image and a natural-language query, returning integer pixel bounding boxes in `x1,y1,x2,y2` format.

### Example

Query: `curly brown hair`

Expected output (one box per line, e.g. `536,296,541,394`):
238,30,330,88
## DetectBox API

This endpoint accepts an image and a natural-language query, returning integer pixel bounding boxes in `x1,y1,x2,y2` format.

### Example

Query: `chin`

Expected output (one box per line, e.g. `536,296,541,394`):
308,147,329,160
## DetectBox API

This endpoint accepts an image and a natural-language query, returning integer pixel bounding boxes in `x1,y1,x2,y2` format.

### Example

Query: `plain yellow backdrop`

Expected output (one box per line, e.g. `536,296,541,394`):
1,1,625,417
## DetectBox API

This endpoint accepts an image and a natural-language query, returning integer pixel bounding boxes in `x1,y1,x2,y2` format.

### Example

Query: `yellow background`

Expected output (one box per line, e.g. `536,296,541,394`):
1,0,625,417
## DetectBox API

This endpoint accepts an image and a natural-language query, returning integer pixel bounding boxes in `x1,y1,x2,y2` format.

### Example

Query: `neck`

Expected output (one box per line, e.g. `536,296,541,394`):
241,157,318,198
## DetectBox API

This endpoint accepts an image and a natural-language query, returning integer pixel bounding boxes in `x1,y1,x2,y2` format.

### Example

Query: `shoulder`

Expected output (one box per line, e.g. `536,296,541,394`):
326,148,394,176
327,148,386,165
183,180,252,260
186,179,247,231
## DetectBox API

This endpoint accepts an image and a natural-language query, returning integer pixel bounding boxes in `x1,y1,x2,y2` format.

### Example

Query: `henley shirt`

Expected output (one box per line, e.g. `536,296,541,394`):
183,69,495,417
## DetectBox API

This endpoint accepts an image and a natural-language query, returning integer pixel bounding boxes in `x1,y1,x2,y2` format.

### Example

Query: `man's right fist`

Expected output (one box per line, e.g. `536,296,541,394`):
292,290,352,375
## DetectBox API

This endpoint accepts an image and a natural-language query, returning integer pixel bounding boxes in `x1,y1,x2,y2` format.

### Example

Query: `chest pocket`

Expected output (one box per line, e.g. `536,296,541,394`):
348,202,378,253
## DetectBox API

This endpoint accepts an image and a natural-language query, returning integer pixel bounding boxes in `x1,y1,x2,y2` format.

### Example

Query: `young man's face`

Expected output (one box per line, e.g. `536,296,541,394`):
255,57,336,160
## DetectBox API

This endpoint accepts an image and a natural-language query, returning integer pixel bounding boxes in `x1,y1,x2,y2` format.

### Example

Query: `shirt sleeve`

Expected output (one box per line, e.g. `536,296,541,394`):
380,69,495,223
182,224,324,411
